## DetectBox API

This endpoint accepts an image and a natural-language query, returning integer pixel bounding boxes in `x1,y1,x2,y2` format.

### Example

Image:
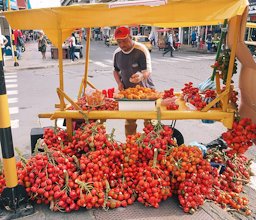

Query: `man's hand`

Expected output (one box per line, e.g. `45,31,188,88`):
129,72,144,83
113,70,124,91
118,82,124,91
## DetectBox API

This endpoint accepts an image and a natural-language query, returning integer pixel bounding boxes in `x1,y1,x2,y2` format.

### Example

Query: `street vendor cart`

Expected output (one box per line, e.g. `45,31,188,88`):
1,0,256,217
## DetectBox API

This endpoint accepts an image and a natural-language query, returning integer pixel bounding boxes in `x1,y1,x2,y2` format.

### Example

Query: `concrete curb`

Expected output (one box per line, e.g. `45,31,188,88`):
4,60,86,72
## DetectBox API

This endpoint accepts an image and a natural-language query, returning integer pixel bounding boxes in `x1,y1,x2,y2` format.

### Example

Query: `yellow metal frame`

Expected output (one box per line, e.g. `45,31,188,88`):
45,17,238,134
78,28,96,98
2,1,249,136
48,107,235,129
39,92,235,131
39,21,239,136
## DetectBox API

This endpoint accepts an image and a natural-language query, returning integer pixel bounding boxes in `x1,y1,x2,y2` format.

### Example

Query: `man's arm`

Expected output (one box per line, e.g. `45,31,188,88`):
113,70,124,91
130,46,152,83
130,70,150,83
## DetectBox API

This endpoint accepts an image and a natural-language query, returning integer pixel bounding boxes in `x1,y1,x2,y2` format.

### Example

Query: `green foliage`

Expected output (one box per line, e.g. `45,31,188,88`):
213,49,238,84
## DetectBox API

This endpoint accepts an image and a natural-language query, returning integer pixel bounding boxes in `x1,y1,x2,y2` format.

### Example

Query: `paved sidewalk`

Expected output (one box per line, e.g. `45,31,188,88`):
4,41,85,72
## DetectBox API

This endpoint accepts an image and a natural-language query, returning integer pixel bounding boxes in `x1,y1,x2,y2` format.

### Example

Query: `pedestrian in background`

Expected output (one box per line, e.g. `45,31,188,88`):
163,31,174,57
206,33,213,52
158,33,165,49
38,32,47,59
104,35,110,47
69,33,78,62
14,29,23,60
191,30,196,47
0,34,8,66
149,32,156,46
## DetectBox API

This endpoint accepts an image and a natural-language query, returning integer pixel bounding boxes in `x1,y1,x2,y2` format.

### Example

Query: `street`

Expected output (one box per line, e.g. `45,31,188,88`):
5,41,230,155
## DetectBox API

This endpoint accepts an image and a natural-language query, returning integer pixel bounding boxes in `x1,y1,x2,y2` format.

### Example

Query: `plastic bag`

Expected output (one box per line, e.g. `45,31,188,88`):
188,141,207,156
205,137,227,150
185,102,197,110
161,97,177,106
84,88,105,107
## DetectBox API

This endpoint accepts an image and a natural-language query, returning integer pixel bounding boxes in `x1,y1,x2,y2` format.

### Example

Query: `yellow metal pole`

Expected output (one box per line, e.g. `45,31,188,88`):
0,48,18,188
78,28,91,98
57,88,82,111
215,72,221,94
49,108,233,121
66,118,73,140
78,77,84,98
201,90,229,112
84,28,91,90
87,80,96,89
0,40,31,213
223,16,240,111
57,29,65,111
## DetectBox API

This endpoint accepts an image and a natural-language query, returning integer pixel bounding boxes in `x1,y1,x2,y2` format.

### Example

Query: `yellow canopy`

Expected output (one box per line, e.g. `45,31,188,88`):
1,0,248,46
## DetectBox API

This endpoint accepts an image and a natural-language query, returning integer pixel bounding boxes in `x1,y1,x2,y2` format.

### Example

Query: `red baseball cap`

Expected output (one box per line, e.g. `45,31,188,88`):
114,26,130,40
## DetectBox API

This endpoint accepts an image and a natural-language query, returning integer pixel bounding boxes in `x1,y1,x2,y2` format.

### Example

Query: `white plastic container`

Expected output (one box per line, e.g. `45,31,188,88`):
118,100,156,111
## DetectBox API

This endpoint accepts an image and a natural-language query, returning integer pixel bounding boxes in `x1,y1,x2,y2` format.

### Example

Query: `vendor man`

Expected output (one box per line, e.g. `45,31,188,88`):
113,26,155,136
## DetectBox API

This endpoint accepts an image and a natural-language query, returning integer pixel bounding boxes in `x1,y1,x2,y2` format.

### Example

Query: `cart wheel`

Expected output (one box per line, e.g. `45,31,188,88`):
172,128,184,146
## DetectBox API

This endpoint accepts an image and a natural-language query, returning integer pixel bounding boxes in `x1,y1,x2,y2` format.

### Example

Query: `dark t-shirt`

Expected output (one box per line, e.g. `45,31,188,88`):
113,41,154,89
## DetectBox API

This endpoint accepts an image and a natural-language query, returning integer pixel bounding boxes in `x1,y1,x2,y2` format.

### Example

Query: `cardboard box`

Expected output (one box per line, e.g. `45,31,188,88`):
118,100,156,111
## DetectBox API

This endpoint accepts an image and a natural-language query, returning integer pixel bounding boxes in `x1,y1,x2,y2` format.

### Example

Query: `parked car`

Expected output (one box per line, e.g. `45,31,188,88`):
132,35,152,52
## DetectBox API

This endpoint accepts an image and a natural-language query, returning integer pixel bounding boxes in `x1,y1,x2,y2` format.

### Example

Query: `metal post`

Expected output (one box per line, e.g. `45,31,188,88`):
78,28,91,98
0,38,33,218
57,29,65,110
83,28,91,92
223,16,240,111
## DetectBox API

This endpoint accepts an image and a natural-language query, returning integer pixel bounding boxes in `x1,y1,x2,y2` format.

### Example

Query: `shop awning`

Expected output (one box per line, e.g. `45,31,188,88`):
246,22,256,28
1,0,248,47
